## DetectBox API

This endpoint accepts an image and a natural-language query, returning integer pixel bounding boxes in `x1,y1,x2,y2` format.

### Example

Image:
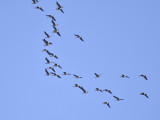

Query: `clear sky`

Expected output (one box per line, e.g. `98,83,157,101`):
0,0,160,120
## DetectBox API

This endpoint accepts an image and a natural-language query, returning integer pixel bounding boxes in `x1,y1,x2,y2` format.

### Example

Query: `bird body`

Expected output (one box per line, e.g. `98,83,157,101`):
95,88,103,92
74,34,84,41
139,74,148,80
113,95,124,101
121,74,129,78
140,92,149,98
56,2,64,13
46,15,56,21
103,89,112,94
95,73,101,78
35,6,44,11
73,74,82,78
103,102,111,108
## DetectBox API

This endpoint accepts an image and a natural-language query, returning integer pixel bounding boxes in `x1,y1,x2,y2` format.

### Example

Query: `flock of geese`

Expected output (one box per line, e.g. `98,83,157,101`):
32,0,149,109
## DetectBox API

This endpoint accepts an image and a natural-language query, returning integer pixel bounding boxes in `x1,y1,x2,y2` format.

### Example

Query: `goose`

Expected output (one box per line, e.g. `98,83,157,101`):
42,49,51,56
44,31,51,38
79,86,88,94
121,74,129,78
113,95,124,101
63,72,71,75
53,27,61,36
50,53,58,59
74,34,84,41
103,102,111,108
48,67,55,72
95,73,101,78
45,57,53,64
32,0,38,4
73,74,82,78
35,6,44,11
139,74,148,80
46,15,56,21
51,72,61,78
140,92,149,98
56,2,64,13
54,63,62,69
43,39,53,46
103,89,112,94
95,88,103,92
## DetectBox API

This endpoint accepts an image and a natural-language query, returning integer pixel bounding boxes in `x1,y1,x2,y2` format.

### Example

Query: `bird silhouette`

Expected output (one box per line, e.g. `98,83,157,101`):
95,73,101,78
44,31,51,38
46,15,56,21
103,89,112,94
51,72,61,78
32,0,38,4
63,72,71,75
45,57,53,64
140,92,149,98
73,74,82,78
43,39,53,46
103,102,111,108
139,74,148,80
95,88,103,92
74,34,84,41
113,95,124,101
53,27,61,36
121,74,129,78
56,2,64,13
35,6,44,11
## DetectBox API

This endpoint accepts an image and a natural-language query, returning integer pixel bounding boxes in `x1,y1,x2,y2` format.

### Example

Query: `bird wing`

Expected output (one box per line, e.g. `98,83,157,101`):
60,9,64,13
45,69,49,75
57,32,61,36
45,57,50,63
74,34,79,37
56,2,61,8
144,76,148,80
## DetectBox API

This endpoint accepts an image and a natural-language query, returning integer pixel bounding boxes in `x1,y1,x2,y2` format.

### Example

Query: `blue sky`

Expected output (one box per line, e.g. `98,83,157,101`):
0,0,160,120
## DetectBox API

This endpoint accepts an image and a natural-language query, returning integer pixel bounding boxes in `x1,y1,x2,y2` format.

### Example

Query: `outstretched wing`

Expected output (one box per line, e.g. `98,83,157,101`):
56,2,61,8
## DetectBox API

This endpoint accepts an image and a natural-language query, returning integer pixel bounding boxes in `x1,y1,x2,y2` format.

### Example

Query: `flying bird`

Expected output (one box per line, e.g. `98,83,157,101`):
56,2,64,13
44,31,51,38
95,88,103,92
54,63,62,69
45,57,53,64
121,74,129,78
50,53,58,59
51,20,58,27
103,89,112,94
46,15,56,21
32,0,38,4
51,72,61,78
73,74,82,78
35,6,44,11
79,86,88,94
48,67,56,72
140,93,149,98
43,39,53,46
139,74,148,80
42,49,52,56
113,95,124,101
103,102,111,108
53,27,61,36
95,73,101,78
45,68,50,76
74,34,84,41
63,72,71,75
